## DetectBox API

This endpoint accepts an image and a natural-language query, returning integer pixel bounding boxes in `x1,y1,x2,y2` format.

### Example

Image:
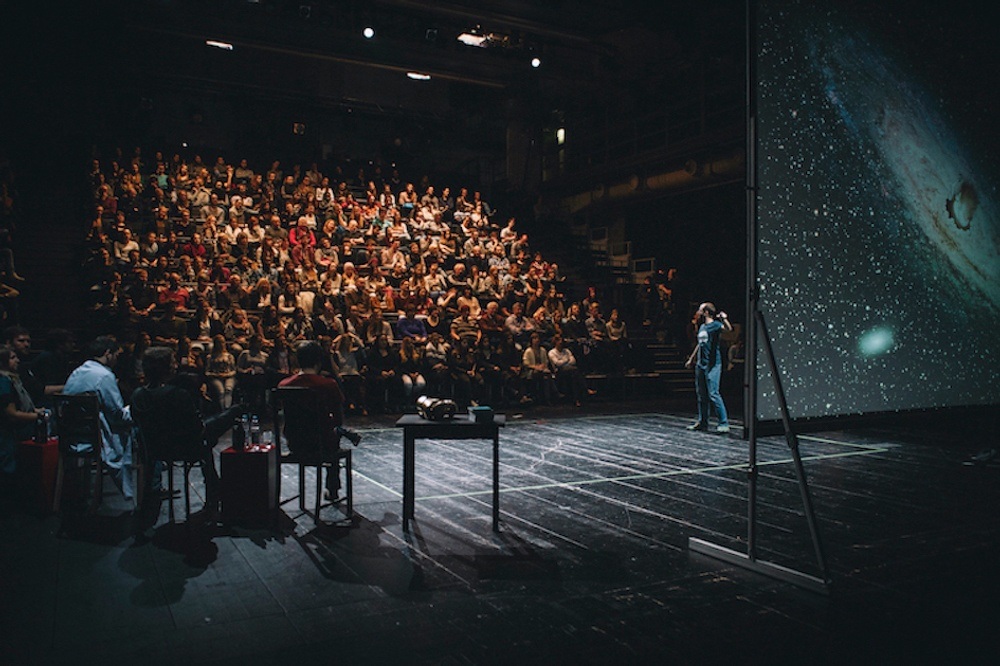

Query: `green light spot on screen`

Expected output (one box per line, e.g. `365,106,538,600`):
858,327,895,357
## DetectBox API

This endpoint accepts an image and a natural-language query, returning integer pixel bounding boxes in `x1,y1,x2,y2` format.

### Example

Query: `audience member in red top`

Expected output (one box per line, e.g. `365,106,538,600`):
157,273,190,310
278,340,357,499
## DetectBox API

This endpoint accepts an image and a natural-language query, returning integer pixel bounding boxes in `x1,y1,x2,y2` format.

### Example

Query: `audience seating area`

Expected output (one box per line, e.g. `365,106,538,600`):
83,148,641,415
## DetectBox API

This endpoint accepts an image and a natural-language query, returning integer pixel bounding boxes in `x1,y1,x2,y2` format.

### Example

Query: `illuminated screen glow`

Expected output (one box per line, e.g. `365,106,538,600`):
755,0,1000,420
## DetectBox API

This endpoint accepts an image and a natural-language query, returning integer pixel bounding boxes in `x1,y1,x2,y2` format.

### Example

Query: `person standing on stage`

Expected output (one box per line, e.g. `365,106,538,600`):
684,302,732,433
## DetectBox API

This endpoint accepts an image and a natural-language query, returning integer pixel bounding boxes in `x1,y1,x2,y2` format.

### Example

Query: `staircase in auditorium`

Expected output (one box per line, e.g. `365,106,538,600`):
530,213,694,400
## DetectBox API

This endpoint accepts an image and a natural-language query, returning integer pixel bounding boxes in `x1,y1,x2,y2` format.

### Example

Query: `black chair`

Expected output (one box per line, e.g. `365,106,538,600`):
131,387,213,523
52,393,107,512
134,431,206,523
271,387,353,525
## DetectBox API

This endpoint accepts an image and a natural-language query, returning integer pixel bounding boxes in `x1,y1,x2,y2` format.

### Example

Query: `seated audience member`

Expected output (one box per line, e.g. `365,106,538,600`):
204,334,237,410
521,332,557,405
504,301,534,345
449,338,481,407
397,336,426,402
423,331,451,390
450,304,481,347
278,340,360,500
332,332,366,414
396,304,428,343
62,336,136,500
0,347,46,475
548,334,591,407
365,334,398,412
131,347,242,513
236,335,269,413
158,273,191,310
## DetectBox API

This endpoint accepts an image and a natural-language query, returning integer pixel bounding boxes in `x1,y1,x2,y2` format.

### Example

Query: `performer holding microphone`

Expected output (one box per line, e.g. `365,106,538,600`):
684,302,732,433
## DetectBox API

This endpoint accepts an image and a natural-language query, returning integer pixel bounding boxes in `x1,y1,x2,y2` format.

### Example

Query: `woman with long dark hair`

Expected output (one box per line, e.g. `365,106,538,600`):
0,346,45,474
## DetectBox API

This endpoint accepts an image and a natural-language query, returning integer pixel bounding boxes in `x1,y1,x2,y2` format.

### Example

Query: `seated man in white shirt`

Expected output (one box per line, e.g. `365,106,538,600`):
548,334,591,407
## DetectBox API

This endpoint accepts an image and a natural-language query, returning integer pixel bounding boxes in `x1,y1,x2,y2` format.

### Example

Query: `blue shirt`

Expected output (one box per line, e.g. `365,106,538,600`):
696,320,724,370
63,360,132,470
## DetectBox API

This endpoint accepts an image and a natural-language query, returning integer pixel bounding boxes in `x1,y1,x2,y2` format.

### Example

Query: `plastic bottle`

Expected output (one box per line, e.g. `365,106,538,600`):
34,409,50,444
233,415,247,451
250,414,261,446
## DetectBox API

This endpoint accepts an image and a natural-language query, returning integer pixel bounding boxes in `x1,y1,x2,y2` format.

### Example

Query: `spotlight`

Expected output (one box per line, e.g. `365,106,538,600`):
363,26,375,39
531,57,541,68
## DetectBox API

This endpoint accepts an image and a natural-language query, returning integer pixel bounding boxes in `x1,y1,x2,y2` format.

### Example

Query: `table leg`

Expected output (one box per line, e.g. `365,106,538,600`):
403,430,415,532
492,430,500,532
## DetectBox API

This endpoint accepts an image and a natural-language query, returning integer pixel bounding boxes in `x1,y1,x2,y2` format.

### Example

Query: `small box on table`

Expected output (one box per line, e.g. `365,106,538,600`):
468,406,494,423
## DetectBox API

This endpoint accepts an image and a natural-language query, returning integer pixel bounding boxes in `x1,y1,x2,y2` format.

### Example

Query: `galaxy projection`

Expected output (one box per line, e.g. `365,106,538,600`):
755,0,1000,420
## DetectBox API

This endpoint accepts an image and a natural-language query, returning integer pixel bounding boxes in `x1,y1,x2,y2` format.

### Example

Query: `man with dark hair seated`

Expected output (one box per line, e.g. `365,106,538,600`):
130,347,242,513
62,335,136,499
277,340,360,500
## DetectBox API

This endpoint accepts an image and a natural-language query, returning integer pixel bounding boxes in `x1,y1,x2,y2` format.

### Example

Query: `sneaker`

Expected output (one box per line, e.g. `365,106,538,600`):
716,424,730,434
344,430,362,447
686,422,707,431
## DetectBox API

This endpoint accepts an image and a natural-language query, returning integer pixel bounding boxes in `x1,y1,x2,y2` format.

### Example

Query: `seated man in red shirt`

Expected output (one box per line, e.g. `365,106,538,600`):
157,273,190,310
278,341,360,500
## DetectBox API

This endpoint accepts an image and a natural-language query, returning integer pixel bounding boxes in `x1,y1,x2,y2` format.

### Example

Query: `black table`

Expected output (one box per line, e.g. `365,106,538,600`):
395,414,506,532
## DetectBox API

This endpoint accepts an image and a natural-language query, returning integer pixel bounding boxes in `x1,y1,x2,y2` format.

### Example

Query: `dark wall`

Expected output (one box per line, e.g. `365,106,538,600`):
626,182,746,321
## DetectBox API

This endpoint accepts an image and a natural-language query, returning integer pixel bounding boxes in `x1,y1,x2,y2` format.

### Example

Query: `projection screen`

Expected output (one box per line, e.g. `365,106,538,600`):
755,0,1000,421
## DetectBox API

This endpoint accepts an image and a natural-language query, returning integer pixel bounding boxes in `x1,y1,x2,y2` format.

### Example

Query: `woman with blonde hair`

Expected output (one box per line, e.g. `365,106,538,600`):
205,334,237,410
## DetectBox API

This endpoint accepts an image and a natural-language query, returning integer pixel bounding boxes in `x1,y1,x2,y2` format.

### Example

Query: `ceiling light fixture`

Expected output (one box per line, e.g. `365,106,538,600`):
406,72,431,80
363,27,375,39
206,40,234,51
531,57,542,68
457,32,487,47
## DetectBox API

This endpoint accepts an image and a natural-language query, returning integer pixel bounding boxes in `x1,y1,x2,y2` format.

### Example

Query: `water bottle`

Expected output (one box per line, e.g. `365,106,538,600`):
250,414,261,446
233,415,247,451
34,409,50,444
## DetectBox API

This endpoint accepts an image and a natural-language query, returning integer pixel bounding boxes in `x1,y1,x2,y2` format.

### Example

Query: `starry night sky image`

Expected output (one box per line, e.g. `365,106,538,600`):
755,0,1000,420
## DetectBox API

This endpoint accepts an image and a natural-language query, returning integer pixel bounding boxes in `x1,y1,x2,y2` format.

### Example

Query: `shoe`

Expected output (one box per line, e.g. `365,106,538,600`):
716,425,730,434
966,449,997,465
323,489,345,503
344,430,362,447
686,422,708,431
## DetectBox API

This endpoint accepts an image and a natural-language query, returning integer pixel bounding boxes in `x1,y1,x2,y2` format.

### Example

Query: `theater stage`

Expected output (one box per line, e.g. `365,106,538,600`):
3,409,999,664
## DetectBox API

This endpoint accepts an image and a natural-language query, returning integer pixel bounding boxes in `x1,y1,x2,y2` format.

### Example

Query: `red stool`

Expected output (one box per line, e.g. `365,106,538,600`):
17,437,59,512
220,444,277,525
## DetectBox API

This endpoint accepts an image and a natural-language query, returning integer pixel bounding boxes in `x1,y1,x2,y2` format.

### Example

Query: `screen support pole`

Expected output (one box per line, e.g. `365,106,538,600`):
690,312,831,594
688,0,830,595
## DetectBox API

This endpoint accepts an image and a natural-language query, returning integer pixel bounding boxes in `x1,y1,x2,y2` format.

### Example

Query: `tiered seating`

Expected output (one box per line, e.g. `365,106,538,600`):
83,150,637,413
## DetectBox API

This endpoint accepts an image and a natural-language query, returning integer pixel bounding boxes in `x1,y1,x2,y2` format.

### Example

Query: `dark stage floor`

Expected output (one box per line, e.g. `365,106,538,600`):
3,404,999,664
